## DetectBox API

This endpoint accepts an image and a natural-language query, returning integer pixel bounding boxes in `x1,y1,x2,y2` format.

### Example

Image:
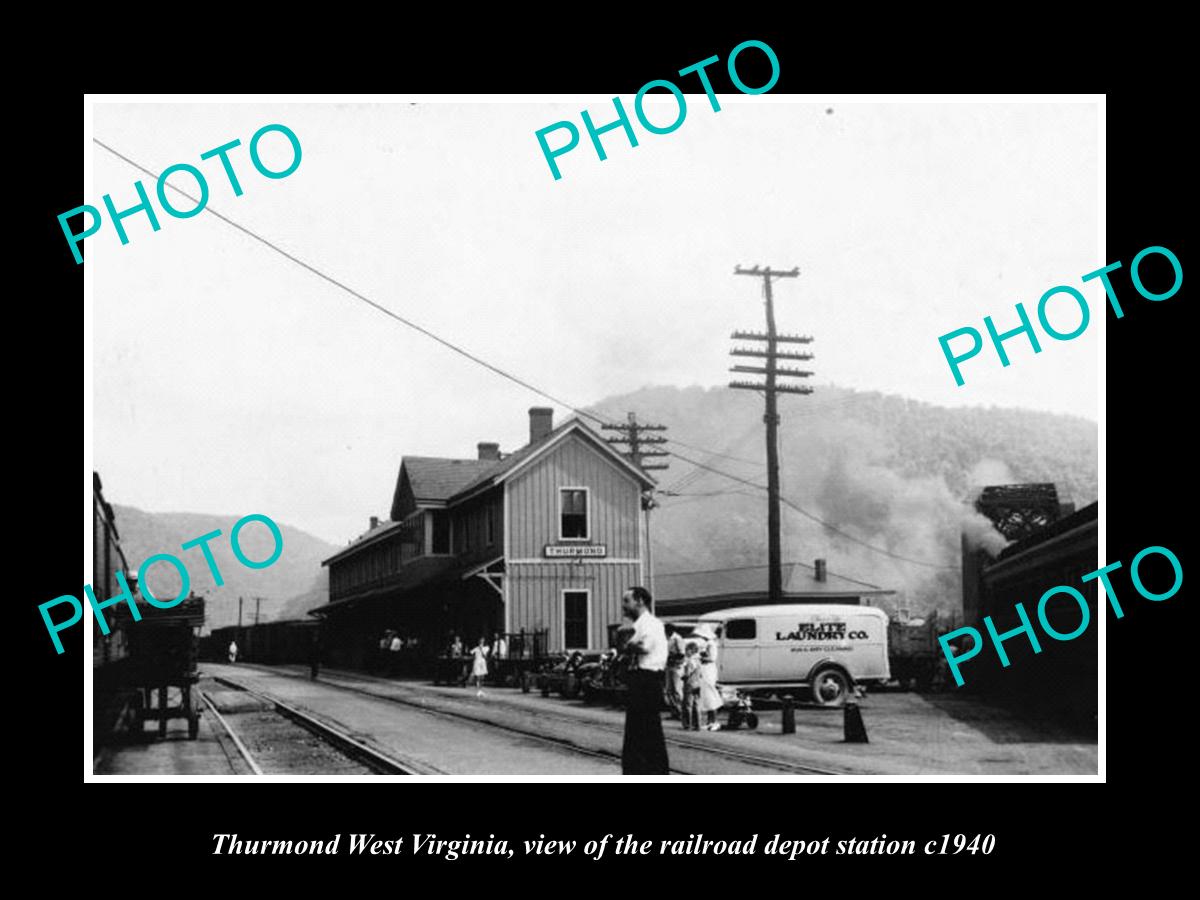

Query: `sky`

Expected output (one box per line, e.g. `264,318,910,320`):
91,99,1100,544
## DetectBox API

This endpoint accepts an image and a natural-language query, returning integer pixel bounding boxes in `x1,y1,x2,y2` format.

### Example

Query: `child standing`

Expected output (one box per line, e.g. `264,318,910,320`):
470,636,490,697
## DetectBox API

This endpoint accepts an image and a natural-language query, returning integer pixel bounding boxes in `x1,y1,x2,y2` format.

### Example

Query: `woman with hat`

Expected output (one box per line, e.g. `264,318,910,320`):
693,624,723,731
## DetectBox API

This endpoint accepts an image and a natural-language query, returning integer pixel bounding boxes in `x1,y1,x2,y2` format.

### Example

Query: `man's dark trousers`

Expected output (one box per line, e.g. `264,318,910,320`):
622,669,670,774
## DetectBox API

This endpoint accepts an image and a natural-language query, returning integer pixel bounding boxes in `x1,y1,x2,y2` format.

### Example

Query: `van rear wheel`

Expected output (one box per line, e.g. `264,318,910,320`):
811,667,851,706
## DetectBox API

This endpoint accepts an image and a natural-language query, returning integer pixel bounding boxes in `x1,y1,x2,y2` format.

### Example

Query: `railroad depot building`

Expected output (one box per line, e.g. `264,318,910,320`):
315,408,654,668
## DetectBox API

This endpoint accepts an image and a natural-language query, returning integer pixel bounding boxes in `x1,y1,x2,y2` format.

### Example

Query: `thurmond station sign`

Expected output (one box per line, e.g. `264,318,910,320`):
543,544,608,558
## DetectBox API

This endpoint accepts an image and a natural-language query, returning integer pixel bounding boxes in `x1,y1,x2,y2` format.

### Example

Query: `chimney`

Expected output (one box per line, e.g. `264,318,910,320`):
529,407,554,444
370,516,380,530
814,558,827,583
477,442,501,461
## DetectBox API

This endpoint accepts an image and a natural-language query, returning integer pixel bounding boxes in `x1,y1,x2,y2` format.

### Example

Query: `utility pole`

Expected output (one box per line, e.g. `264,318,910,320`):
603,412,669,599
729,265,813,605
255,596,261,627
237,595,244,641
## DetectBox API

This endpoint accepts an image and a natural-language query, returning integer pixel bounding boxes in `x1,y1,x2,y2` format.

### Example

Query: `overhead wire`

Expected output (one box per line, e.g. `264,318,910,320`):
92,137,613,429
94,138,952,571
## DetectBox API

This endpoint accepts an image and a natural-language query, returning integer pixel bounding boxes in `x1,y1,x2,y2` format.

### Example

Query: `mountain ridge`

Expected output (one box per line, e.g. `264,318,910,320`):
107,504,336,631
105,383,1096,626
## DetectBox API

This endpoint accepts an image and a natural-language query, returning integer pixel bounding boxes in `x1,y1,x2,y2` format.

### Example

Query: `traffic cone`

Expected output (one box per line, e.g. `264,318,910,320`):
843,702,869,743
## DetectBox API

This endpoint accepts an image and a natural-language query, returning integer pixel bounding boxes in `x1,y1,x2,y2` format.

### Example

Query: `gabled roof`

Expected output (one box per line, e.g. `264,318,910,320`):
321,518,404,567
389,417,655,520
404,457,499,502
452,417,655,501
655,561,893,605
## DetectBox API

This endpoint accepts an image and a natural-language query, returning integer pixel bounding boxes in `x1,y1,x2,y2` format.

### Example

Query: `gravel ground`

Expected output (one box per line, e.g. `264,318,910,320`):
202,685,376,774
208,664,1097,775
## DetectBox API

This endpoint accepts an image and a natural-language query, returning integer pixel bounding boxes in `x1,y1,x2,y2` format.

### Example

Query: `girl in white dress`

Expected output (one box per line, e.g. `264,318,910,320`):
470,637,490,697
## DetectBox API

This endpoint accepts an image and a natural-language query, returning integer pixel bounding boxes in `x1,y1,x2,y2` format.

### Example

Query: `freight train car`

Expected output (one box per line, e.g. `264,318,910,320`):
92,472,140,740
93,473,210,744
963,497,1098,727
93,472,132,670
204,619,318,665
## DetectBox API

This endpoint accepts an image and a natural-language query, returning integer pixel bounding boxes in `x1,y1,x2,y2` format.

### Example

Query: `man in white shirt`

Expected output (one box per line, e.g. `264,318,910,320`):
620,586,670,774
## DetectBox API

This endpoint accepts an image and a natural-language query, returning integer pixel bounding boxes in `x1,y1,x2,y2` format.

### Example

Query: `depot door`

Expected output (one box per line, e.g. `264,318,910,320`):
563,590,589,650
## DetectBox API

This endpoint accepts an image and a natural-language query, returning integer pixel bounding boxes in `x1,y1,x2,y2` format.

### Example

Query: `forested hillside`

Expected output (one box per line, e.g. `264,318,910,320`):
589,385,1097,619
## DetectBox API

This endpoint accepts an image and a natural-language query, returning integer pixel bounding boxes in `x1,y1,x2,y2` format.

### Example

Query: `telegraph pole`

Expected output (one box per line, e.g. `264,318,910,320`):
255,596,261,627
603,412,669,598
729,265,813,605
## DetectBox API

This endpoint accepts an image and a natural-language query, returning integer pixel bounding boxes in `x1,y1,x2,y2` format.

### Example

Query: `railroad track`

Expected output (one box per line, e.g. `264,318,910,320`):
199,690,264,775
230,664,847,776
205,677,434,775
218,671,639,773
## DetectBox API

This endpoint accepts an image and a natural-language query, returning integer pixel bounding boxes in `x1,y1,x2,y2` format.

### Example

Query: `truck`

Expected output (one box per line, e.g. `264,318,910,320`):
696,604,892,706
887,610,943,691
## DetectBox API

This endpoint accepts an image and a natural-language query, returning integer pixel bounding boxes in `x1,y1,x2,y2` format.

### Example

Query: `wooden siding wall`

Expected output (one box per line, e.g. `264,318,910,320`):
398,515,424,563
329,531,405,601
506,434,642,559
504,434,645,651
507,562,640,651
452,489,504,568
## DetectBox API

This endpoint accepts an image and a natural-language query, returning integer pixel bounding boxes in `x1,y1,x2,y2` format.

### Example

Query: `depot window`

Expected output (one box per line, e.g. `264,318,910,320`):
560,488,589,540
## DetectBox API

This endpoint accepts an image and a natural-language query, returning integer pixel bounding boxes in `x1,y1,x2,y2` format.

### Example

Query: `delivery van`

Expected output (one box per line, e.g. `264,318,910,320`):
696,604,891,706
